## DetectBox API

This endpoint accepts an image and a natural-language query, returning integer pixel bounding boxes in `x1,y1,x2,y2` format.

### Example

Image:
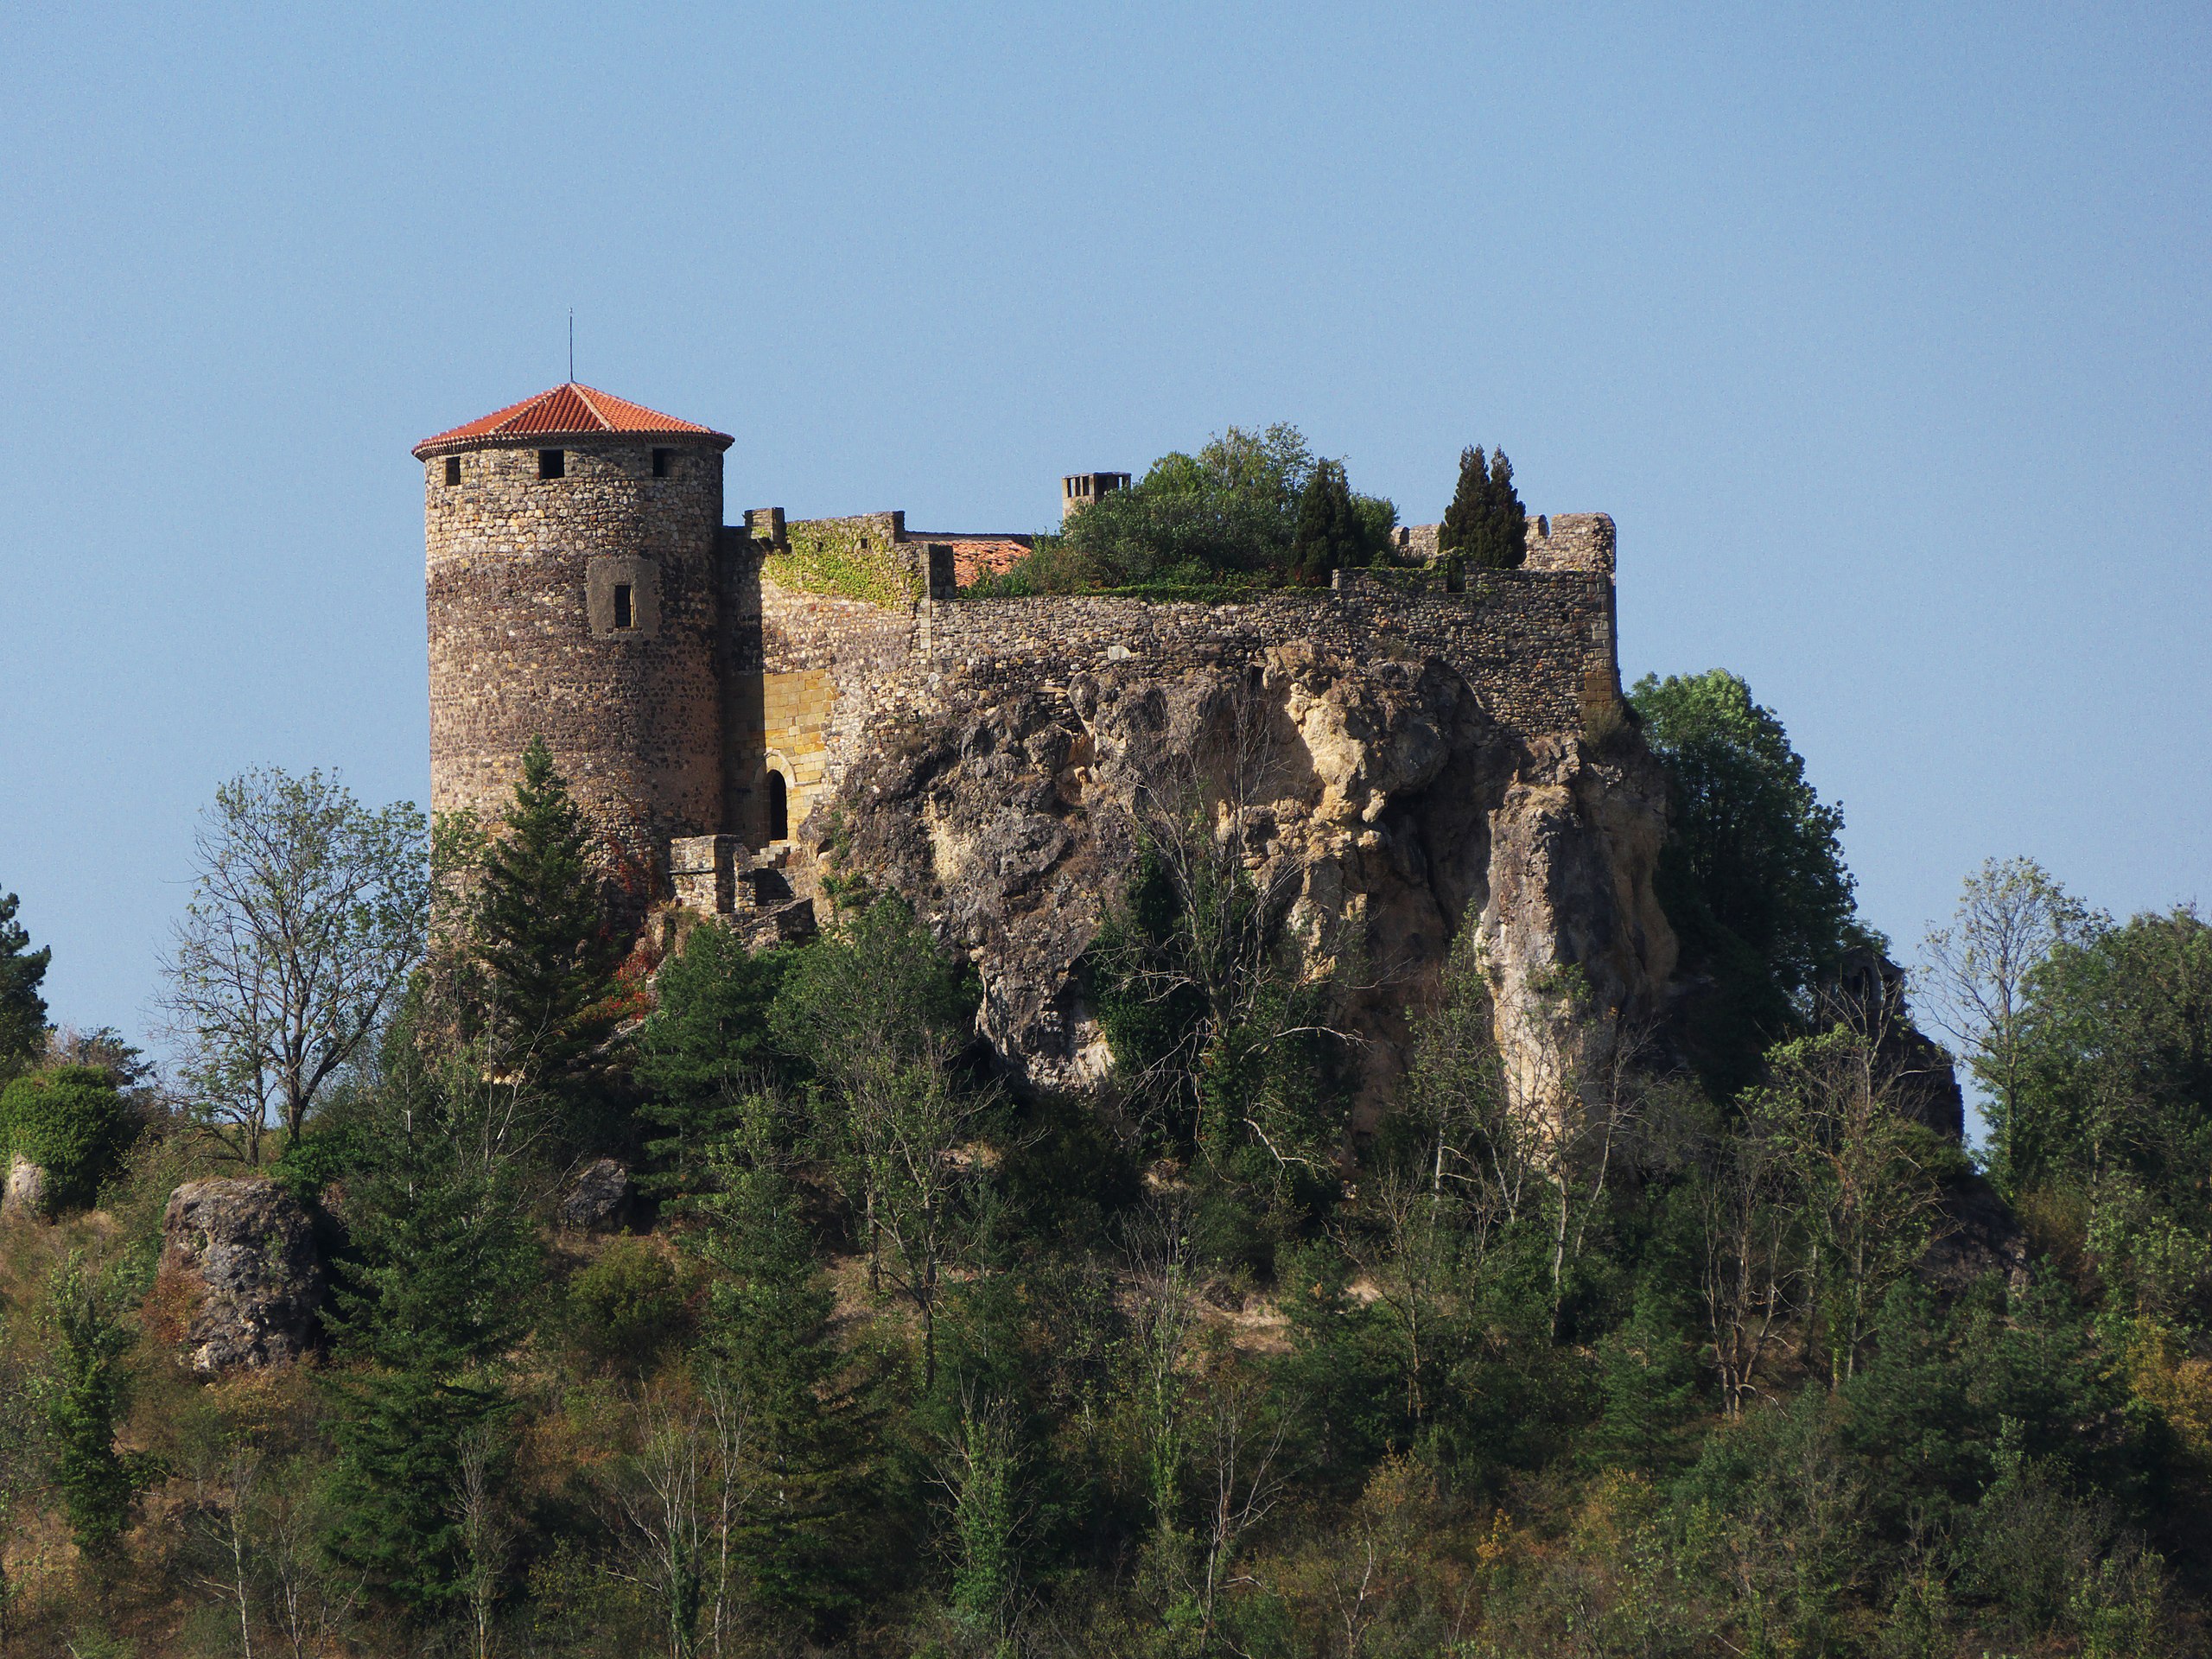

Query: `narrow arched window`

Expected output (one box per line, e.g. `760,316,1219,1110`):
766,772,789,841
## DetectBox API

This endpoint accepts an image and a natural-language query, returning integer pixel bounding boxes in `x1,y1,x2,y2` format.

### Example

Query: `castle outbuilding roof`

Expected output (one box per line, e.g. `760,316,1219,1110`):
412,383,734,458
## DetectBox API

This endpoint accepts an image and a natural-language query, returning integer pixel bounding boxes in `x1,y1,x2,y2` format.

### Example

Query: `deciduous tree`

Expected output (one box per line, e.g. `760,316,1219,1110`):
1630,670,1861,1087
162,768,429,1160
1920,856,2094,1190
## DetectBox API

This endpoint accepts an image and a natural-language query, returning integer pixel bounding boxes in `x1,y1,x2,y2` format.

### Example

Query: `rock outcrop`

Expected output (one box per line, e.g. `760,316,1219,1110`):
822,643,1675,1132
160,1178,326,1373
3,1155,47,1218
559,1158,634,1231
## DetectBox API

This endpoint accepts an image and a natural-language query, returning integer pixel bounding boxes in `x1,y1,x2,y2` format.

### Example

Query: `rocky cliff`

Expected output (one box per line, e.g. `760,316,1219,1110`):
819,641,1676,1135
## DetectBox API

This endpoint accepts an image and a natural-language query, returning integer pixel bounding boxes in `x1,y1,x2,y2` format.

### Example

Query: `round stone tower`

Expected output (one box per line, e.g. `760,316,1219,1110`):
414,383,734,875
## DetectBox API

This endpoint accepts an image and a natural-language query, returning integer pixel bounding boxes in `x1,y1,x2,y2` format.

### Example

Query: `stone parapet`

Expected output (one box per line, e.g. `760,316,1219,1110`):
670,833,747,915
1523,512,1615,576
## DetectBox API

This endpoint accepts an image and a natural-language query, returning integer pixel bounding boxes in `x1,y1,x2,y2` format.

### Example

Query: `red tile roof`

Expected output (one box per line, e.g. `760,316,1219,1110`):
906,534,1035,586
412,383,732,458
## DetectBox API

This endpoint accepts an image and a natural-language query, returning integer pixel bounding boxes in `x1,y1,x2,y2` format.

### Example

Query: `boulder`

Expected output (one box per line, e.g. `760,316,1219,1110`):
559,1158,632,1231
3,1155,47,1217
161,1178,325,1372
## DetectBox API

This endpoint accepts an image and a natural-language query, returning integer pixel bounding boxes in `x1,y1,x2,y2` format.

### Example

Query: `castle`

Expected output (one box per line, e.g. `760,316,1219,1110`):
415,383,1654,1103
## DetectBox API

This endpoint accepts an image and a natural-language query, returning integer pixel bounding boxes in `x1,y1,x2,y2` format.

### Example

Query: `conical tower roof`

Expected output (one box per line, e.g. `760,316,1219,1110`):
412,383,732,458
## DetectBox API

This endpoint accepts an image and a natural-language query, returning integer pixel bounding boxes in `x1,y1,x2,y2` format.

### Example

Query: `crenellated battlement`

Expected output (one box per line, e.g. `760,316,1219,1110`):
1388,512,1616,577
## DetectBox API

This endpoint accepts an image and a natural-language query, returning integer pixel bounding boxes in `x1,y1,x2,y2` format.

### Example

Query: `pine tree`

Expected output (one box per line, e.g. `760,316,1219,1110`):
473,736,624,1084
322,1060,540,1619
691,1108,881,1629
0,892,49,1081
1437,445,1529,570
1590,1295,1699,1472
637,922,792,1188
1287,459,1364,584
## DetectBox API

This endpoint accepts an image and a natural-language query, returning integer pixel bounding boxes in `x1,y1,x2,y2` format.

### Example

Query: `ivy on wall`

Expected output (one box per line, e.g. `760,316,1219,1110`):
761,516,919,610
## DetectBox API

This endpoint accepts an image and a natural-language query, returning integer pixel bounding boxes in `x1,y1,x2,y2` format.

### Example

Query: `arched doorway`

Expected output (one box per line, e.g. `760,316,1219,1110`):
766,770,789,841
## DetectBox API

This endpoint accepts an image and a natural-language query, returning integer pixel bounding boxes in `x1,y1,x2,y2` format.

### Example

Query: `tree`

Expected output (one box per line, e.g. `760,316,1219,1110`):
1691,1102,1805,1418
638,923,793,1187
1590,1294,1700,1471
767,899,973,1084
1748,1024,1950,1386
1170,1357,1294,1653
2008,906,2212,1213
471,736,626,1087
687,1101,878,1630
1630,671,1861,1087
162,768,429,1161
1288,459,1367,584
321,1056,541,1620
844,1042,997,1391
933,1389,1027,1648
601,1372,756,1659
770,902,989,1386
1088,680,1350,1198
1919,857,2094,1191
0,891,49,1084
0,1329,45,1650
1436,446,1526,571
36,1255,156,1556
1000,424,1395,593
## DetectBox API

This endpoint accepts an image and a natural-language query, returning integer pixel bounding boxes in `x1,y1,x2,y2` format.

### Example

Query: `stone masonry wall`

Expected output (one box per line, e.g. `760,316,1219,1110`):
1523,512,1615,575
720,535,918,842
425,435,726,867
1389,511,1614,576
722,524,1623,831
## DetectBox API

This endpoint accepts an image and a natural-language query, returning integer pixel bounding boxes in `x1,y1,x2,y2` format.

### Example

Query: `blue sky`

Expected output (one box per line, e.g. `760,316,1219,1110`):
2,3,2205,1050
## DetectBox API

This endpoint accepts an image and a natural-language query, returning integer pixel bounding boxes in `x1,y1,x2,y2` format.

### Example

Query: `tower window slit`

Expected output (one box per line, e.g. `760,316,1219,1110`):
538,448,565,480
652,448,671,478
613,583,633,630
767,772,789,840
443,456,461,486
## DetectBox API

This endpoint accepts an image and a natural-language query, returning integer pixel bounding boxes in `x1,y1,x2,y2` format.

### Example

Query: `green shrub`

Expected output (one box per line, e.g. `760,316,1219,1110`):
560,1237,690,1371
969,424,1397,594
0,1065,137,1211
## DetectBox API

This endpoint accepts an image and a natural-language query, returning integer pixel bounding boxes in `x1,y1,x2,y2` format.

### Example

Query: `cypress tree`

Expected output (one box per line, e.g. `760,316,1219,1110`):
0,892,49,1080
1287,459,1363,584
1437,445,1529,570
473,736,625,1083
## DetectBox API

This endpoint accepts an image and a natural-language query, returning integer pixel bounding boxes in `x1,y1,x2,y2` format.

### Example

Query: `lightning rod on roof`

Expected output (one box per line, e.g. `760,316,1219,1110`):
569,309,575,383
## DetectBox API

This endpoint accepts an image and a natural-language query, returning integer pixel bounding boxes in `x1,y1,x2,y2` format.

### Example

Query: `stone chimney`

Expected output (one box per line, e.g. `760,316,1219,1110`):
1060,471,1130,524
